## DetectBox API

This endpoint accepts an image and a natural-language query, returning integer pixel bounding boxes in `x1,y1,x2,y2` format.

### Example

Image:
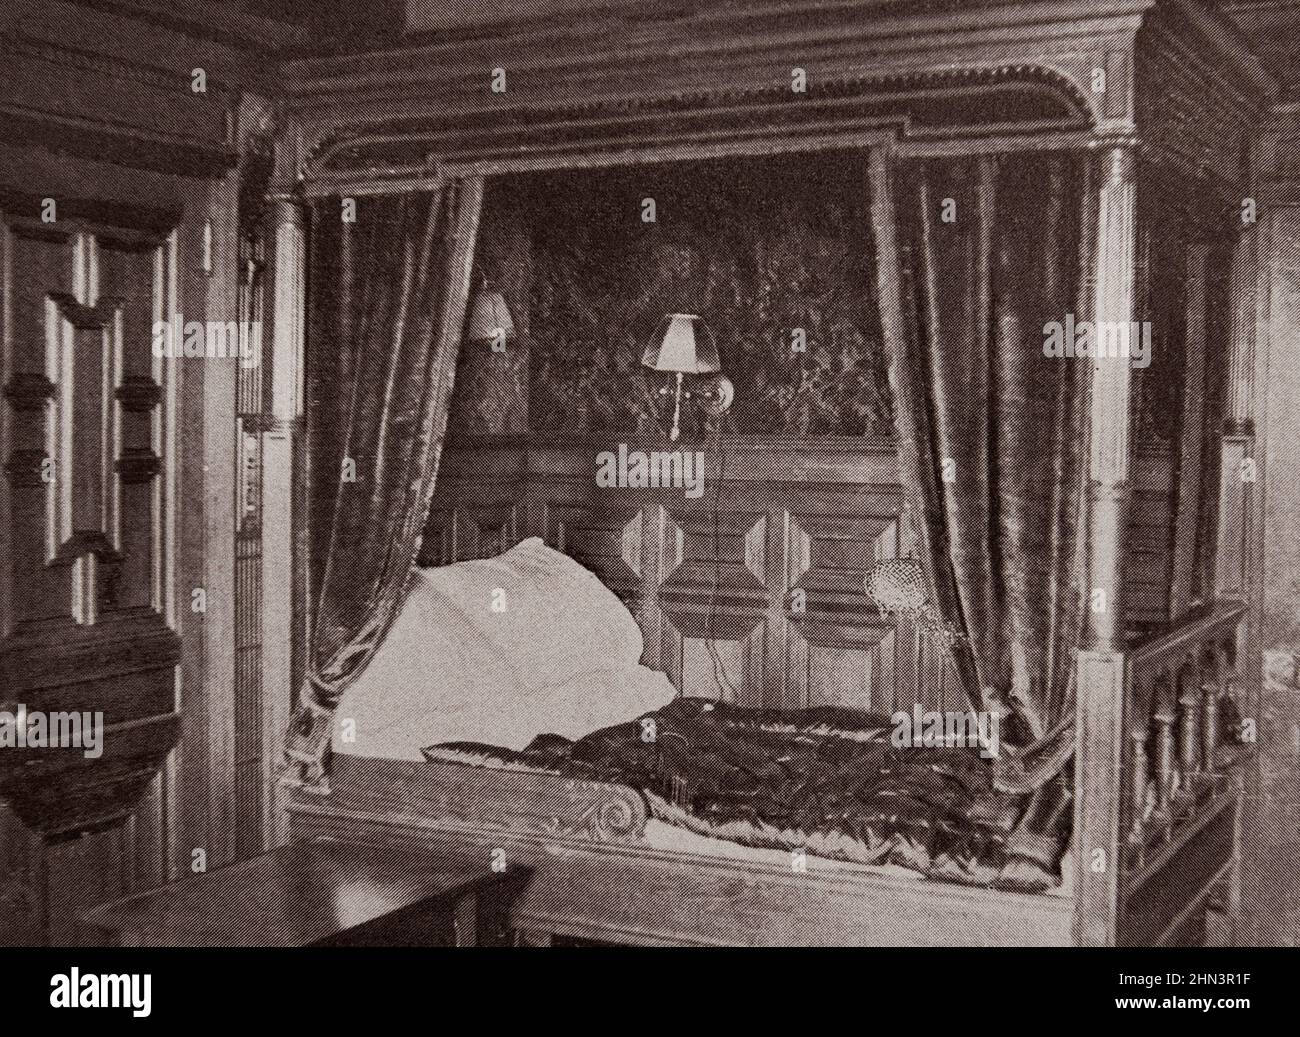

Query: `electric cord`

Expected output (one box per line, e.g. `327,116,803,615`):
704,413,741,703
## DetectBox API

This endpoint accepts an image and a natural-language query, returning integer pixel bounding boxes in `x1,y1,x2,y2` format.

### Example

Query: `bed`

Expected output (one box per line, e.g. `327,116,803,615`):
330,537,1071,889
295,487,1247,945
271,0,1268,946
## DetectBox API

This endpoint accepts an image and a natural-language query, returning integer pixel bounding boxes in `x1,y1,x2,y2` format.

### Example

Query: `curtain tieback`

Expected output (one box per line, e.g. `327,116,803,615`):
281,697,336,795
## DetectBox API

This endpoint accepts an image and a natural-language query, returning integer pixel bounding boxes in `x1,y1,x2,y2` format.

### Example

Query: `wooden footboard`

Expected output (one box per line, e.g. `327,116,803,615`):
291,755,1073,946
1116,600,1250,946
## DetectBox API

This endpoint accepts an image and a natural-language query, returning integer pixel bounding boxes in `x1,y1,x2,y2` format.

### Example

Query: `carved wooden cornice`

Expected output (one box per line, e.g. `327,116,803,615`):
283,0,1167,194
304,67,1092,189
0,34,238,179
0,189,180,237
278,0,1276,197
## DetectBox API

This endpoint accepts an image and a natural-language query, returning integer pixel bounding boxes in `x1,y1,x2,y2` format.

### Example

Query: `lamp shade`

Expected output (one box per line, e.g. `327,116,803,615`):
466,283,515,344
641,314,719,374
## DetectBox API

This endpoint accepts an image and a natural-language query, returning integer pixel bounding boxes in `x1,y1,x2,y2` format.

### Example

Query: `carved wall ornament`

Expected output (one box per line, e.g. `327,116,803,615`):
116,448,163,485
4,449,49,488
116,375,163,413
3,372,56,411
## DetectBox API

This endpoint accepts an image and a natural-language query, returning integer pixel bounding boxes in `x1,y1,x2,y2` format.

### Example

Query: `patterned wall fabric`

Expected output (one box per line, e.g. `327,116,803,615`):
512,154,894,437
448,195,533,436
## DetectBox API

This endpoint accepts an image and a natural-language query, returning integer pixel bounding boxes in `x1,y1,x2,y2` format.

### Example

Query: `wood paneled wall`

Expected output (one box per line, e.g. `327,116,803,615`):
1127,442,1176,631
422,436,970,715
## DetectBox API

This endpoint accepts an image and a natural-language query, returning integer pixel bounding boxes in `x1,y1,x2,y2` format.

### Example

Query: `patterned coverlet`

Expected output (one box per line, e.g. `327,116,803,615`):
425,697,1062,889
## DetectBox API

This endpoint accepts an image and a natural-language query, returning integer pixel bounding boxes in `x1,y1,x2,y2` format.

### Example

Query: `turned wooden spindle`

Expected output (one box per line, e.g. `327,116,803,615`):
1179,671,1201,780
1220,636,1241,753
1202,649,1222,772
1202,682,1220,771
1129,723,1150,841
1221,674,1242,746
1153,699,1178,818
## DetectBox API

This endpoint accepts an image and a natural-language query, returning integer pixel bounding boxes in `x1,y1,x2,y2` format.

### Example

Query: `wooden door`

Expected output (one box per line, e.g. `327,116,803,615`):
0,210,181,945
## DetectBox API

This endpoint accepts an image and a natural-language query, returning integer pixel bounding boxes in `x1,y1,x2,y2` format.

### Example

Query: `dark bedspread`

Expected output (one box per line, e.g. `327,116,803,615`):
424,697,1065,889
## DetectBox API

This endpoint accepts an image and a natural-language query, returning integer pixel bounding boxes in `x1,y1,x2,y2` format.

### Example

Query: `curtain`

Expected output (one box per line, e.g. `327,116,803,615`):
285,179,485,790
873,151,1088,794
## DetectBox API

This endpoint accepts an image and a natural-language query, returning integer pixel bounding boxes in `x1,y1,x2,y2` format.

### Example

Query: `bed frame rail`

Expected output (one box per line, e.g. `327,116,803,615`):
1117,598,1249,945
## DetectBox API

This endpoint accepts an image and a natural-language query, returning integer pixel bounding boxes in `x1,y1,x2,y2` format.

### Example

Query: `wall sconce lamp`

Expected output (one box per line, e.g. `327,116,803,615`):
465,276,515,348
641,314,733,441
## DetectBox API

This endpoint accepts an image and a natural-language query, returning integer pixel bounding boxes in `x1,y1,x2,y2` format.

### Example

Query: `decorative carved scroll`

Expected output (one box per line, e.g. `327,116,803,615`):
334,755,648,844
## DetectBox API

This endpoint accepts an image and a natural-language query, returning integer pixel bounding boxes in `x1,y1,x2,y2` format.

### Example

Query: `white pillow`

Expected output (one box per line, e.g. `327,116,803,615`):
332,537,671,758
420,537,646,684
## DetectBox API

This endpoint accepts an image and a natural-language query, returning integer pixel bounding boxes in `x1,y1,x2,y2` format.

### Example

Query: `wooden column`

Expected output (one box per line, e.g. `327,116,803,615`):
202,170,241,870
1170,241,1210,618
1217,224,1260,601
1220,211,1267,946
1074,144,1137,947
261,192,306,845
1259,205,1300,660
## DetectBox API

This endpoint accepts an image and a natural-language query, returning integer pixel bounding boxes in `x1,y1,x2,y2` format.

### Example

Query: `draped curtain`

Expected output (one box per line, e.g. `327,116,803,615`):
285,179,485,789
874,151,1089,794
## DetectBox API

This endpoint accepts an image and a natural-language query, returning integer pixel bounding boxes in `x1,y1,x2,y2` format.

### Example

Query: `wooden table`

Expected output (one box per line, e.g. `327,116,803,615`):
81,838,532,947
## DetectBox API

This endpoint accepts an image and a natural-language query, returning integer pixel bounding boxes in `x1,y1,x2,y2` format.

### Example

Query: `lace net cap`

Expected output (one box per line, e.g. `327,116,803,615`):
866,557,963,651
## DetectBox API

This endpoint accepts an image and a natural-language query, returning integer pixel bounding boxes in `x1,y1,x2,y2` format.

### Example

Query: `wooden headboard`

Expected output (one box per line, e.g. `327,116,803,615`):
421,434,967,715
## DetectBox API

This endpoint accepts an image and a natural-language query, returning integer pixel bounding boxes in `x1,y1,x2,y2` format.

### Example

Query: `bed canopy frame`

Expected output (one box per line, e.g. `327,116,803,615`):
261,0,1273,945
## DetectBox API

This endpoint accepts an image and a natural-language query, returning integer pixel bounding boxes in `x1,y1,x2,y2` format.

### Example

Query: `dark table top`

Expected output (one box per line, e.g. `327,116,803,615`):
81,839,515,947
